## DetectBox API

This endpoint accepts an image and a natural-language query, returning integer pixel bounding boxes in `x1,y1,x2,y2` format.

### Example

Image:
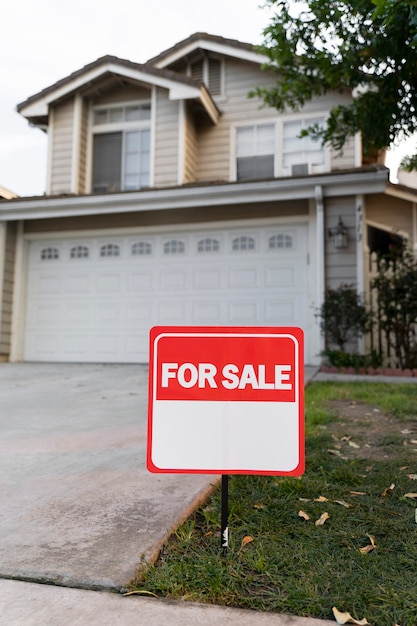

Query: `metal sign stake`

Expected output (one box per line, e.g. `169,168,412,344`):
221,474,229,556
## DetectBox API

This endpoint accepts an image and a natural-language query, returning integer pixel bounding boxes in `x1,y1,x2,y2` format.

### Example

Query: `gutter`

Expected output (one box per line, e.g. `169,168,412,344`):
0,167,389,222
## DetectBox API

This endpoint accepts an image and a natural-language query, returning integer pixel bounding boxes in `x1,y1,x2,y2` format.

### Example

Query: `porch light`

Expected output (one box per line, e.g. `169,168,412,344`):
329,216,349,250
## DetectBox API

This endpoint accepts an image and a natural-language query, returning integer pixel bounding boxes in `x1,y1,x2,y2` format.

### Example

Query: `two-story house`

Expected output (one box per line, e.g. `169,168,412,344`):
0,33,416,365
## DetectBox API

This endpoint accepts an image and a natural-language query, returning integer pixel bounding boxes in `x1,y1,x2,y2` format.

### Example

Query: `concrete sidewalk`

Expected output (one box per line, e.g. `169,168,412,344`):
0,363,218,591
0,578,336,625
0,362,336,625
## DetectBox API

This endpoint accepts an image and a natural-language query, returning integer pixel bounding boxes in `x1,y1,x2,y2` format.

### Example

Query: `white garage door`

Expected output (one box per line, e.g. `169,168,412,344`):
24,223,309,363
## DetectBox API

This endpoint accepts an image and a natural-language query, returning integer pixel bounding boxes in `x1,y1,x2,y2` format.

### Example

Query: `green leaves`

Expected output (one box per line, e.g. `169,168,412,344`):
255,0,417,163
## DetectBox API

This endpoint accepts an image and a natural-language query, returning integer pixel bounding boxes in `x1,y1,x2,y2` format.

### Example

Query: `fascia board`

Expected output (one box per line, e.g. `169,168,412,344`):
0,170,388,222
19,63,202,119
384,183,417,203
153,39,268,68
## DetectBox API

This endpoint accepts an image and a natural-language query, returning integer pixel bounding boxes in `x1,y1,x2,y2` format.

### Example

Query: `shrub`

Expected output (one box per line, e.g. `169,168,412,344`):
319,284,370,351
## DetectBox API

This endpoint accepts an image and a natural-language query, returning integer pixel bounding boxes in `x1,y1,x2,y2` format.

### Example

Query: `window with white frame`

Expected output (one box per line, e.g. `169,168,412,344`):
235,124,275,181
282,117,326,176
92,103,151,193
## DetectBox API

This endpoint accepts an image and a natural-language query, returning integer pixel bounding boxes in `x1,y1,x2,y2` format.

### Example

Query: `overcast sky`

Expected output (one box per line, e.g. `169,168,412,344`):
0,0,408,197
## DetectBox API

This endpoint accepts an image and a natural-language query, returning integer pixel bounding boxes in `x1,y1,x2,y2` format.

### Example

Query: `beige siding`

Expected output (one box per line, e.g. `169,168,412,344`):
330,136,357,170
23,199,309,234
0,222,17,356
183,104,197,183
154,88,179,187
325,196,357,289
93,85,151,106
195,59,356,182
50,98,75,195
77,99,89,194
366,194,413,239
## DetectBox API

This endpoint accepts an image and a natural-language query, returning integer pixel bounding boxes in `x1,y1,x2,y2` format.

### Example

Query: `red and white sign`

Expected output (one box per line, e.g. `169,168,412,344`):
147,326,304,475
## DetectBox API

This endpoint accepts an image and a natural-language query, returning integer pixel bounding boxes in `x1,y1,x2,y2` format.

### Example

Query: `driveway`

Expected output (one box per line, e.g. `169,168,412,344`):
0,363,217,591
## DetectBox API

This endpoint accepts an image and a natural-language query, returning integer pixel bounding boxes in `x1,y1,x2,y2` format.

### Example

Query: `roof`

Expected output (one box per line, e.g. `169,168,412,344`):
147,32,264,67
0,185,18,200
17,54,220,127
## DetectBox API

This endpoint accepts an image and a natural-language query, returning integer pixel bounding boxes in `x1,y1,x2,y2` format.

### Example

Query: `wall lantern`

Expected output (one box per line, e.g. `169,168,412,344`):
329,216,349,250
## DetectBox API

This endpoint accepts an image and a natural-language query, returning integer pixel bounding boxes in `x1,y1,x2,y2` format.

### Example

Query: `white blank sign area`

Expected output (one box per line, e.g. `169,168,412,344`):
150,400,300,473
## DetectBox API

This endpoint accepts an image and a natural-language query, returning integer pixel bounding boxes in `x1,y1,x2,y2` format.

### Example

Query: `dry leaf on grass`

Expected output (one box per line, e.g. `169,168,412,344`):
407,474,417,480
404,492,417,499
348,440,360,449
332,606,369,625
328,449,343,457
381,483,395,496
350,491,366,496
359,534,376,554
315,512,329,526
241,535,254,548
314,495,328,502
298,509,310,521
334,500,352,508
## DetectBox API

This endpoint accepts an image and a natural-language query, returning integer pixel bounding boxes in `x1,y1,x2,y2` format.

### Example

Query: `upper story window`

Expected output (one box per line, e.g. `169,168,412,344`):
92,103,151,193
236,124,275,181
282,117,325,176
190,57,223,96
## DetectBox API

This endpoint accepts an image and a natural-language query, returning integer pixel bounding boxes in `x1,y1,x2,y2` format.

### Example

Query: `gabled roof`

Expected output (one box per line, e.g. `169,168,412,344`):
0,185,18,200
147,32,267,68
17,54,220,127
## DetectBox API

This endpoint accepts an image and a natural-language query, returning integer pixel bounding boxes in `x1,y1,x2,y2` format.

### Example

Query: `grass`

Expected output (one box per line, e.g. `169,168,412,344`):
130,383,417,626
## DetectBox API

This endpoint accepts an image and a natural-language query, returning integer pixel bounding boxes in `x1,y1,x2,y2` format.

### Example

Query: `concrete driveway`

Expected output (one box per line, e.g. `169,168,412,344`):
0,363,217,591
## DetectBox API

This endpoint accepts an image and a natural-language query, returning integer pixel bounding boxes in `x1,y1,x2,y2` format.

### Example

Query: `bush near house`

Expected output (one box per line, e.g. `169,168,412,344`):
320,251,417,371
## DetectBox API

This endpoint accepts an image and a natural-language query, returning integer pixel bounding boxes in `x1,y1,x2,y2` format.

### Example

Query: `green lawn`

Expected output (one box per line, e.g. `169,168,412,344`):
130,382,417,626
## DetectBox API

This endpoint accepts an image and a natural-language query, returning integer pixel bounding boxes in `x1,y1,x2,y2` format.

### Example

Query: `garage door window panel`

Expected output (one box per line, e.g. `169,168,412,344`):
232,236,256,251
197,238,220,253
164,240,185,254
41,247,59,260
100,244,120,258
70,245,89,259
132,242,152,256
269,234,293,250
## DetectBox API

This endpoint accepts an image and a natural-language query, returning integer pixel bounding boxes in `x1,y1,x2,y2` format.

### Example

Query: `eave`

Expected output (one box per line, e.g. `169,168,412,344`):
148,32,268,68
17,58,220,127
0,167,389,222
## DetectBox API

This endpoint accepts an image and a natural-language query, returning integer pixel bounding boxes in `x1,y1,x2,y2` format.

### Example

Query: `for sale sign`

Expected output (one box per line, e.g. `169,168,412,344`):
147,326,304,475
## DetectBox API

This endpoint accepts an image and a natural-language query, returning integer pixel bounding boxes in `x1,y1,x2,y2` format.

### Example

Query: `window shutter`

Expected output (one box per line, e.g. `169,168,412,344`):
208,59,221,95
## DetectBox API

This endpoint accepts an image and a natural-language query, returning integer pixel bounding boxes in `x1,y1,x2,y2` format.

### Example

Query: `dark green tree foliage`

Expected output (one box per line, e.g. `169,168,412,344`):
253,0,417,161
319,284,370,351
